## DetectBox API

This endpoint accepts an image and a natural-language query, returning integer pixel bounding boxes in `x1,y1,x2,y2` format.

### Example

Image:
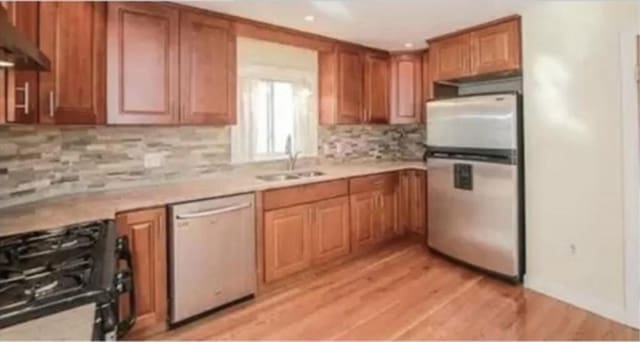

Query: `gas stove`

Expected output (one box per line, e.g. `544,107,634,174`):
0,220,135,340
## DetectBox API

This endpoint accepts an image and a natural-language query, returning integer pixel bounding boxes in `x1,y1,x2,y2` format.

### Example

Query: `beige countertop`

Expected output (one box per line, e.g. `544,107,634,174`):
0,161,426,237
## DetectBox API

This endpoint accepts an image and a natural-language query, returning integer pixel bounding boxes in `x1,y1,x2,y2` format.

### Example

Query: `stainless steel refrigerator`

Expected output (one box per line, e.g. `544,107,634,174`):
426,92,524,282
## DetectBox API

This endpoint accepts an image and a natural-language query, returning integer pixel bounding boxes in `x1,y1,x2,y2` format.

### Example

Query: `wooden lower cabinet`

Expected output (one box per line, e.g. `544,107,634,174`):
399,170,427,235
350,188,399,250
264,204,313,283
116,207,168,338
312,196,351,264
378,188,398,242
264,196,351,283
349,191,378,252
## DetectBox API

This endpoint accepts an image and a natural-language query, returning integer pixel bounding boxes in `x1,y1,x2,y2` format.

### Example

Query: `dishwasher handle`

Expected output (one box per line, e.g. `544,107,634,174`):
175,202,252,220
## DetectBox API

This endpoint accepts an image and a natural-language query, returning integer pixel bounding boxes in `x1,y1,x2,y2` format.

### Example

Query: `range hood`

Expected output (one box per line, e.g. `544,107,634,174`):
0,6,50,71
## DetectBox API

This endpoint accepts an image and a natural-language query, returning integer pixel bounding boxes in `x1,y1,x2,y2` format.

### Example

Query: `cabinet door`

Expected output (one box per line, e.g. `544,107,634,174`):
264,204,313,282
430,34,471,81
422,50,431,123
107,2,179,124
390,53,422,124
116,207,168,338
398,171,411,234
409,171,427,235
337,48,363,123
0,1,15,124
10,1,38,124
470,20,521,75
364,53,389,123
180,11,235,125
378,189,398,242
39,2,106,124
312,196,350,264
350,191,377,252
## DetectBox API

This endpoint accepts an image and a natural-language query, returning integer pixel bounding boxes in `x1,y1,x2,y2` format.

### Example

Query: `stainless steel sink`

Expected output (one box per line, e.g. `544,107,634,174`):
294,171,325,177
256,174,300,182
256,170,325,182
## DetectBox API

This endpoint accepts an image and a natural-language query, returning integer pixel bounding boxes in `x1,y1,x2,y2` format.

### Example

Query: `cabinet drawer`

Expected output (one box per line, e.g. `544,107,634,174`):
263,179,348,211
350,172,398,194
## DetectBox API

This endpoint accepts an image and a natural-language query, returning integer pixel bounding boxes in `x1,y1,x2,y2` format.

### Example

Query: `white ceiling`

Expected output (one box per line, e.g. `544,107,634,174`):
180,0,525,51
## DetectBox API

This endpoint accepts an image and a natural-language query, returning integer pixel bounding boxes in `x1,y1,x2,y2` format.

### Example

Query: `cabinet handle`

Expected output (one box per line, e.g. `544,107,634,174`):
15,82,29,115
49,91,55,117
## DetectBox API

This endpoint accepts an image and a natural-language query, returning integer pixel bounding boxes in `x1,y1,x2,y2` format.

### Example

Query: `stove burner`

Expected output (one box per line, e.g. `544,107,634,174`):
0,222,103,315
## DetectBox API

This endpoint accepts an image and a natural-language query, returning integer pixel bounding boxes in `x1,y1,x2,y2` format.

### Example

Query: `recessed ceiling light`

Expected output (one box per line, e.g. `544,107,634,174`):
404,43,414,48
304,15,315,22
0,60,14,68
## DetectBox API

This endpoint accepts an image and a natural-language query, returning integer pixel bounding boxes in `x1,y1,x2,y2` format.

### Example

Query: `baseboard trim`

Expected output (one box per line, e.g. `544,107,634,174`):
525,275,638,329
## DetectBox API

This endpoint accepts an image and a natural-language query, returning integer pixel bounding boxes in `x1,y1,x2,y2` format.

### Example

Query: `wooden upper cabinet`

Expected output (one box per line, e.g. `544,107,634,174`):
363,53,389,123
11,1,38,124
116,207,168,338
390,53,422,124
264,204,313,283
422,50,431,123
430,33,471,82
428,16,521,82
179,11,235,125
311,196,351,264
0,2,7,124
39,2,106,125
319,45,364,125
470,19,521,75
107,2,179,124
337,48,364,123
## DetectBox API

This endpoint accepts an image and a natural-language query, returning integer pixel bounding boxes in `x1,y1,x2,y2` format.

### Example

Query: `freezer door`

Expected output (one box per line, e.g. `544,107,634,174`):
427,93,519,150
427,157,521,278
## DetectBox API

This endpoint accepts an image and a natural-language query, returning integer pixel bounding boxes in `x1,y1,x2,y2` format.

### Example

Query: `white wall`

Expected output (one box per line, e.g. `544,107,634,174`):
520,0,639,326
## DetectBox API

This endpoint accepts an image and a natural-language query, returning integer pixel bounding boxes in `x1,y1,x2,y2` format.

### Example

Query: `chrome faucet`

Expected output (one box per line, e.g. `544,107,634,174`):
285,135,300,171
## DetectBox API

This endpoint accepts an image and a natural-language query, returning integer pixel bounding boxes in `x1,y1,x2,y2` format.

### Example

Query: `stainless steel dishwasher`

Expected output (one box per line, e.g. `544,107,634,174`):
168,193,256,324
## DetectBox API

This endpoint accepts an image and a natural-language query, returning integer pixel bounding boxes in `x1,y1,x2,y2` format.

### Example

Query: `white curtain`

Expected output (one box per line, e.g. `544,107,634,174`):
231,65,318,164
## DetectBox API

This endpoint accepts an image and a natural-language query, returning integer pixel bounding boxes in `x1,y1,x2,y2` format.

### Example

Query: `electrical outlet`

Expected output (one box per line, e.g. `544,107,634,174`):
144,153,164,169
569,243,577,256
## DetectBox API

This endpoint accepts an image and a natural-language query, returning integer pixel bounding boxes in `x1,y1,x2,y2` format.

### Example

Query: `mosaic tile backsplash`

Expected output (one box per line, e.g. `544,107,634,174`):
0,123,425,207
318,124,426,162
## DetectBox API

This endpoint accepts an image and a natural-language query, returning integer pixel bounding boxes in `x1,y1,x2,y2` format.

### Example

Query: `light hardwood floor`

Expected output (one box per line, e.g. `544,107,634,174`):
155,240,639,340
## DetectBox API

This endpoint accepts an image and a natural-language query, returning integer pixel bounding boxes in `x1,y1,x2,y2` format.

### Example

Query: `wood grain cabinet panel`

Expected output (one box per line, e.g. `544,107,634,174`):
398,171,411,234
312,196,351,264
337,48,364,123
0,1,15,124
378,189,398,242
470,20,521,75
39,2,106,124
107,2,179,124
319,45,365,125
180,11,235,125
421,50,431,123
409,170,427,235
364,53,389,123
430,34,471,82
349,191,378,252
429,16,521,82
264,204,313,282
390,53,422,124
116,207,168,338
11,1,38,124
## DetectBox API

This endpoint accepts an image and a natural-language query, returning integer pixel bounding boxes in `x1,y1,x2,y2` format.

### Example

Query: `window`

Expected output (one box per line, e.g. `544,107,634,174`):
232,38,318,164
253,80,295,157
